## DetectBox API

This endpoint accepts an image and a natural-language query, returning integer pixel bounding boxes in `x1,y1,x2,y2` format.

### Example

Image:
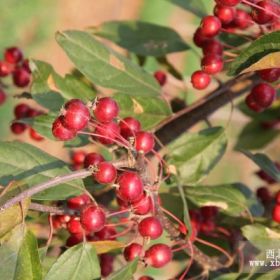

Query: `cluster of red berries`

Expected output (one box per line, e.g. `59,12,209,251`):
0,47,31,106
10,103,44,141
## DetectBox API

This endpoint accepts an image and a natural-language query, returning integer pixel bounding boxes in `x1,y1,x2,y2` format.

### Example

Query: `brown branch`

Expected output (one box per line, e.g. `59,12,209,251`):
29,202,68,215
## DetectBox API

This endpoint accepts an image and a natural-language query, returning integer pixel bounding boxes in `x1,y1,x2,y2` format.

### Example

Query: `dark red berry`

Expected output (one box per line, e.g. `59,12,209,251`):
138,277,154,280
66,233,83,247
11,122,27,134
62,99,90,131
4,47,23,64
95,226,116,240
94,97,119,123
80,204,106,232
67,194,91,210
200,220,216,233
132,192,152,215
12,68,30,87
202,40,223,56
252,1,275,24
154,71,167,86
245,94,264,112
67,217,83,234
52,116,77,141
256,163,280,184
94,122,120,145
201,55,223,75
27,108,41,118
94,162,117,184
0,90,6,105
256,187,271,204
275,191,280,204
200,206,219,219
22,59,31,73
29,128,44,141
84,152,104,168
14,103,30,119
117,171,143,202
191,70,211,90
215,0,240,6
257,68,280,83
135,131,155,154
234,9,252,29
71,150,86,165
57,214,71,224
250,83,276,108
100,254,114,277
145,244,172,268
138,217,163,239
0,61,13,77
272,204,280,223
214,5,235,25
119,117,141,139
193,28,210,47
123,243,143,261
200,16,222,38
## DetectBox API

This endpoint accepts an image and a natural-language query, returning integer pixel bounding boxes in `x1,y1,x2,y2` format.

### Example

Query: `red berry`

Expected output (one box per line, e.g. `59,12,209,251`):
66,233,83,247
0,61,13,77
200,16,222,38
252,1,275,24
52,116,77,141
67,194,91,210
139,277,154,280
276,191,280,204
4,47,23,64
256,164,279,184
202,40,223,56
117,171,143,202
100,254,114,277
245,94,264,112
145,244,172,268
27,108,41,118
272,204,280,223
84,152,104,168
123,243,143,261
215,0,240,6
256,187,271,204
94,122,120,145
71,150,86,165
201,55,223,75
214,5,235,25
154,71,167,86
193,28,210,47
57,214,71,224
94,162,117,184
62,99,90,131
250,83,276,108
22,59,31,73
95,226,116,240
200,206,219,219
119,117,141,139
67,217,83,234
29,128,44,141
200,220,216,234
94,97,119,123
191,71,211,90
12,68,30,87
257,68,280,83
11,122,27,134
135,131,155,154
234,9,252,29
80,204,106,232
0,90,6,105
14,103,30,119
139,217,163,239
132,192,152,215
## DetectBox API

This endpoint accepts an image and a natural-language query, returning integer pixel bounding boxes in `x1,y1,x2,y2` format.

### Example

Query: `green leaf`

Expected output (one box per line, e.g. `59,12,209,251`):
114,93,172,130
0,226,42,280
89,240,125,254
228,31,280,76
166,0,207,18
56,30,160,97
240,151,280,182
0,141,84,200
167,127,227,185
45,243,100,280
185,184,249,215
91,20,189,57
108,258,138,280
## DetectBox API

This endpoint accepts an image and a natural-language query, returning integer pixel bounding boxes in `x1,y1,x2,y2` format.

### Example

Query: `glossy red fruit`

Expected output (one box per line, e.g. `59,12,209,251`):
154,71,167,86
67,217,83,234
57,214,71,224
119,117,141,139
135,131,155,154
145,244,172,268
201,55,223,75
257,68,280,83
29,128,44,141
94,162,117,184
100,254,114,277
234,9,252,29
215,0,240,6
256,187,271,204
52,116,77,141
84,152,104,168
66,233,83,247
202,40,223,56
80,204,106,232
138,277,154,280
14,103,30,119
117,171,143,202
200,16,222,37
94,97,119,123
252,1,275,24
95,226,116,240
193,28,210,47
62,99,90,131
123,243,143,261
22,59,31,73
139,217,163,239
245,94,263,112
132,192,152,215
27,108,41,118
0,90,6,105
94,122,120,145
4,47,23,64
214,5,235,25
272,204,280,223
12,68,30,87
11,122,27,134
0,61,13,77
200,206,219,219
191,70,211,90
67,194,91,210
71,150,86,165
275,191,280,204
250,83,276,108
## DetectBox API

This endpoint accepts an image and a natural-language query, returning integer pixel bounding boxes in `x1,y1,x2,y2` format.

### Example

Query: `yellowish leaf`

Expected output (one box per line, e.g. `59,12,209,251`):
89,240,125,254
